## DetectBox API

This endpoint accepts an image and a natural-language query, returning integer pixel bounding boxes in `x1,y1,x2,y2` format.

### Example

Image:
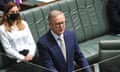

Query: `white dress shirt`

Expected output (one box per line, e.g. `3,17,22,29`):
50,30,63,47
0,20,36,61
51,30,66,60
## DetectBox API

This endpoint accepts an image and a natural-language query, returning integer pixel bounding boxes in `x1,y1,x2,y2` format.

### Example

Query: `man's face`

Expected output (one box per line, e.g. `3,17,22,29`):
49,14,66,36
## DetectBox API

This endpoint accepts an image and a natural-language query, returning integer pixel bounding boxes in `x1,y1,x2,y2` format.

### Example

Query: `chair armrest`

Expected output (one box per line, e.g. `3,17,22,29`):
99,40,120,72
99,40,120,50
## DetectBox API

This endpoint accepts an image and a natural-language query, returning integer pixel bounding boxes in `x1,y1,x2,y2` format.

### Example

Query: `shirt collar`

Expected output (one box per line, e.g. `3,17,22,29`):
50,30,64,41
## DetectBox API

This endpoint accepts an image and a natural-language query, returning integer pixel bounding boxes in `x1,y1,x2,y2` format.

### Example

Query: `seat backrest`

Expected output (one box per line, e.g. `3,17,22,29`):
0,0,110,69
20,7,44,42
75,0,94,40
20,0,109,44
66,0,85,42
93,0,109,34
32,7,48,38
75,0,109,41
58,1,74,31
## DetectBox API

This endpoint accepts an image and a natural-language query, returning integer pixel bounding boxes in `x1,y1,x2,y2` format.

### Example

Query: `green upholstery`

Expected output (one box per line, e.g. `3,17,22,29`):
0,0,120,71
58,1,74,31
76,0,94,40
40,5,51,31
94,0,109,34
67,0,85,42
0,70,7,72
99,40,120,72
20,9,39,42
86,0,101,36
32,7,47,38
80,35,120,63
49,1,61,10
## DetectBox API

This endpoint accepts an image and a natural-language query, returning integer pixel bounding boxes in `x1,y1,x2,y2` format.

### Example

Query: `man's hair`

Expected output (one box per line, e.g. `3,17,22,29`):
48,10,64,21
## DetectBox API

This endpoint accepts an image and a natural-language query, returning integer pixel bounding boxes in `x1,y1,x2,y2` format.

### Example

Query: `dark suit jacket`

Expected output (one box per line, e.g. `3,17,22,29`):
37,30,92,72
107,0,120,34
0,0,13,11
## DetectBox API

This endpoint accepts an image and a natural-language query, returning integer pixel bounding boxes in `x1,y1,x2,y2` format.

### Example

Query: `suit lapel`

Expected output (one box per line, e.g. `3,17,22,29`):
63,31,70,63
48,31,66,63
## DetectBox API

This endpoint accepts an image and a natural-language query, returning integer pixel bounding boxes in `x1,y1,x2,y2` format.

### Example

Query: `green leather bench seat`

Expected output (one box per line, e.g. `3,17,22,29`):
80,34,120,63
99,39,120,72
19,0,120,71
20,0,120,68
0,70,6,72
0,0,120,71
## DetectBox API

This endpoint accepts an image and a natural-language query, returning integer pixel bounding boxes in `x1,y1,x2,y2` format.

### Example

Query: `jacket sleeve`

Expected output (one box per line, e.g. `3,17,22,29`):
37,41,58,72
73,33,93,72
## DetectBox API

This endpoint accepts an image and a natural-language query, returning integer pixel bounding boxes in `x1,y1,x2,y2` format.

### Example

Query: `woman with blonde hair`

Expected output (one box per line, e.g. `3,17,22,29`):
0,2,39,64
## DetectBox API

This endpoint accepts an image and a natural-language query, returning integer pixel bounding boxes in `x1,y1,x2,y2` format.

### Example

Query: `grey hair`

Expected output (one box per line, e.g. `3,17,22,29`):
48,10,64,21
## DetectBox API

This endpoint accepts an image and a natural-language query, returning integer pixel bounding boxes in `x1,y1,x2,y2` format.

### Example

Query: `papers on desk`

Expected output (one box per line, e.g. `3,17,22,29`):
36,0,54,2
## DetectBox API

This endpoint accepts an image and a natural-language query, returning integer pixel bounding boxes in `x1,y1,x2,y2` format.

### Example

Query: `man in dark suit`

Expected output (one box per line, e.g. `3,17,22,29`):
107,0,120,34
37,10,93,72
0,0,14,11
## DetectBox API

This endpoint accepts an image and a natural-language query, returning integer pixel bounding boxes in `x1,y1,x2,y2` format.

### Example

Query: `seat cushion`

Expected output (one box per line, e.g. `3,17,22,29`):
79,34,120,63
99,38,120,72
0,69,7,72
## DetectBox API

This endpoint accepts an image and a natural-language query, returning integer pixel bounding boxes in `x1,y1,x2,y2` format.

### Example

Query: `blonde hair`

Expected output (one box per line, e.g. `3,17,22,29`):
0,2,25,32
